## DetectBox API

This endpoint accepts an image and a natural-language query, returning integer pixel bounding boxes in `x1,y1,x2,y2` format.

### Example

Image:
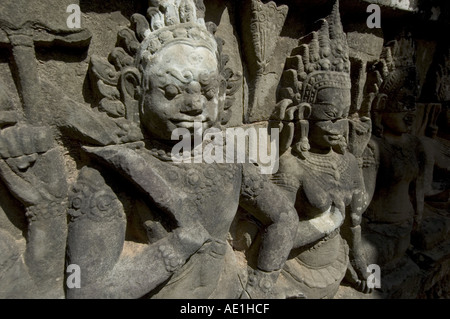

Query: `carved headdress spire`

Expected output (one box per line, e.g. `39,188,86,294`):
135,0,219,72
279,0,351,105
368,35,418,113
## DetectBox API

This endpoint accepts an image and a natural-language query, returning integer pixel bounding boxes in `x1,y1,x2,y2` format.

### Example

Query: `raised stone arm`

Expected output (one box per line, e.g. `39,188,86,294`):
68,228,209,299
348,89,379,199
341,158,373,294
84,142,193,225
339,87,376,294
347,92,374,161
0,125,68,298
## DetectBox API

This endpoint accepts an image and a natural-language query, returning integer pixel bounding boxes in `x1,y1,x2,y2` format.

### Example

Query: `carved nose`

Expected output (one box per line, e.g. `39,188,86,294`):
181,94,203,116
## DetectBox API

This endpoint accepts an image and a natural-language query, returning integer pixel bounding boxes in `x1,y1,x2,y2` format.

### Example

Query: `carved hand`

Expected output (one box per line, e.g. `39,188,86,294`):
347,245,373,294
0,125,68,208
348,93,374,159
269,99,297,155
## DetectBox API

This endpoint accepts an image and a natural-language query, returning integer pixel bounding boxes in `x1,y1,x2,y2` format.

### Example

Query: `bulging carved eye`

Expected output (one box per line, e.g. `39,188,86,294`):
325,110,337,119
164,84,180,100
204,88,216,100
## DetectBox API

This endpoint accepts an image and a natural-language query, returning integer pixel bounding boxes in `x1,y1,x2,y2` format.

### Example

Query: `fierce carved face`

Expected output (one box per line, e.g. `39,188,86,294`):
140,43,223,141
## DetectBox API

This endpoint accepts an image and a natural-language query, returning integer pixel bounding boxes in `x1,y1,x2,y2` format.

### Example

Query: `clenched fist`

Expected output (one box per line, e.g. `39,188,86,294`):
0,125,67,208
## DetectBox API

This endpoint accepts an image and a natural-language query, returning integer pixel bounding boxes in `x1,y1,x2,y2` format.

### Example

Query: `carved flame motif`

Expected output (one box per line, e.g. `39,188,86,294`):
249,0,288,76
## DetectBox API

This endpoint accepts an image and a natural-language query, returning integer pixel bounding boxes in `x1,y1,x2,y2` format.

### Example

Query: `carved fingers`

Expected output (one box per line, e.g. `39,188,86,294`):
351,254,373,294
348,91,374,158
346,261,373,294
0,125,53,159
271,99,298,122
0,125,67,206
0,159,42,205
354,278,373,294
359,92,375,119
269,99,295,155
348,115,372,158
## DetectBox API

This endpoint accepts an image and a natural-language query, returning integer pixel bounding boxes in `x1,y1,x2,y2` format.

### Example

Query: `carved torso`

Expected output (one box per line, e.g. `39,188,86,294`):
273,149,360,219
137,147,243,239
365,134,423,223
270,149,361,298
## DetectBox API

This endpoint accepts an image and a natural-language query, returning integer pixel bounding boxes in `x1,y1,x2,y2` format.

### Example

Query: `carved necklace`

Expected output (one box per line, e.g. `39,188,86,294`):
145,137,218,162
143,138,238,213
301,150,343,181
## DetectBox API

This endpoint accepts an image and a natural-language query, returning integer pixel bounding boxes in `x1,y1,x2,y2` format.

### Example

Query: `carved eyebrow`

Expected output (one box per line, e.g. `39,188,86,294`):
162,68,218,88
315,102,341,114
316,101,338,107
165,68,194,84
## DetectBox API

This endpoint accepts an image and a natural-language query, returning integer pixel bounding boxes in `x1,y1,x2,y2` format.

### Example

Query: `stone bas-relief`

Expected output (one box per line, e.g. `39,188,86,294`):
68,0,299,299
0,0,449,299
360,37,427,297
270,1,373,299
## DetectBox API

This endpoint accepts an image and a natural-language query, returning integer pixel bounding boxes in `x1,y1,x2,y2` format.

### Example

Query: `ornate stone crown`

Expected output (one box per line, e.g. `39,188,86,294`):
368,35,418,113
279,0,351,105
136,0,219,72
